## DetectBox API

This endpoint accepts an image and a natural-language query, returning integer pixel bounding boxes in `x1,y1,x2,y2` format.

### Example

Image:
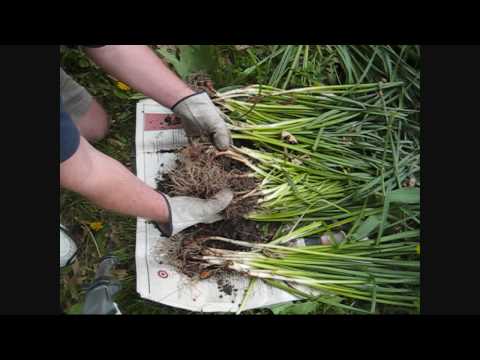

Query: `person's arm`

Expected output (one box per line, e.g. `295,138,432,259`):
83,45,231,150
83,45,193,108
60,136,233,236
61,136,170,223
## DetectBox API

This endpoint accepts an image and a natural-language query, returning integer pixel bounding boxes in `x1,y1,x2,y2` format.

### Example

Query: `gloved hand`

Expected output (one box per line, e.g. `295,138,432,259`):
172,91,232,150
157,189,234,237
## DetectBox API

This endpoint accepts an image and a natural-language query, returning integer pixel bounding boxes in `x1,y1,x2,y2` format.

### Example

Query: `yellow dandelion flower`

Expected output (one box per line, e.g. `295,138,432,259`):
416,244,420,255
116,81,131,91
89,221,104,232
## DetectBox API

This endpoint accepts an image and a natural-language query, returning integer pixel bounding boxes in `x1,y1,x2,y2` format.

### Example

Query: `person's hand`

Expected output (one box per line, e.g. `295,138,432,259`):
172,92,232,150
157,189,233,237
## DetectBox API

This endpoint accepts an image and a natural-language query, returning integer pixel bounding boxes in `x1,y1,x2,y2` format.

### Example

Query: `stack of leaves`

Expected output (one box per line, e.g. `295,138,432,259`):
213,83,419,233
154,45,420,314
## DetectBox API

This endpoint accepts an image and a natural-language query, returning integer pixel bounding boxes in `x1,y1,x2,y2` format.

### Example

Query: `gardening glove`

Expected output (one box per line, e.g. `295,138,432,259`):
171,91,232,150
157,189,234,237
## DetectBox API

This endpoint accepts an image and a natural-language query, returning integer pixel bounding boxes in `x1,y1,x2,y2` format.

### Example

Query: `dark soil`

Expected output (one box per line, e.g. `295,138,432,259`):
154,218,280,279
156,143,260,220
186,218,265,247
155,144,277,279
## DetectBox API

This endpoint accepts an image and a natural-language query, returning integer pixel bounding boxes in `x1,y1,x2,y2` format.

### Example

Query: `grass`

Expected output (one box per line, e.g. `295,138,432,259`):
60,47,191,314
60,45,419,315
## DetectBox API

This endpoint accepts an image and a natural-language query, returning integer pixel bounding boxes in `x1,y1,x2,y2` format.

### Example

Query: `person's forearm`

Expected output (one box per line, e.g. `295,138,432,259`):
61,137,169,223
84,45,194,108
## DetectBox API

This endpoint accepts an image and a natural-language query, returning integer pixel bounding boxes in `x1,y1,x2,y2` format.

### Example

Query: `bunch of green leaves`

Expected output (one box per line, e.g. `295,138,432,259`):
225,45,341,89
217,83,420,227
332,45,420,108
222,45,420,111
155,45,224,84
201,225,420,313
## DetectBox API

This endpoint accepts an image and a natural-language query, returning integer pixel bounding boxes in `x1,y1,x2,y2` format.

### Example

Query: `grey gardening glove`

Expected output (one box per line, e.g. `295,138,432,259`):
171,91,232,150
157,189,234,237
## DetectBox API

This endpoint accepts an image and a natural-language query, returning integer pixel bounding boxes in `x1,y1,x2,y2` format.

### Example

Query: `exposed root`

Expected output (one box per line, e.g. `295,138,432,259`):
154,143,281,278
157,143,261,219
154,217,281,279
157,231,238,278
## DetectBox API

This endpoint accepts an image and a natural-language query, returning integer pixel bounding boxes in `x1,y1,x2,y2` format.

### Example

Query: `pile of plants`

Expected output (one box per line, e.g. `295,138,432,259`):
155,45,420,314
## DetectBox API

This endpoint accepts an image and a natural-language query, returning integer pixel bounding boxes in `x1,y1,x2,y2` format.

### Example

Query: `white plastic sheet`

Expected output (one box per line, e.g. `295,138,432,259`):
135,99,299,312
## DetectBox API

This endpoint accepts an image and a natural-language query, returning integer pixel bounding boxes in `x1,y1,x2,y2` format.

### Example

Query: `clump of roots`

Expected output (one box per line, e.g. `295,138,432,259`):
159,231,226,279
186,72,216,97
157,143,261,219
153,216,281,279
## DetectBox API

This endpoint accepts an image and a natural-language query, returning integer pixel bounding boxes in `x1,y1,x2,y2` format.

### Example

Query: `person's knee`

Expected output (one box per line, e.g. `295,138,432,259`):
76,100,110,142
89,106,110,142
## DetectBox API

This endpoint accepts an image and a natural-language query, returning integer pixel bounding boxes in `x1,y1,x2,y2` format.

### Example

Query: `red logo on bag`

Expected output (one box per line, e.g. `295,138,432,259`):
157,270,169,278
144,113,183,131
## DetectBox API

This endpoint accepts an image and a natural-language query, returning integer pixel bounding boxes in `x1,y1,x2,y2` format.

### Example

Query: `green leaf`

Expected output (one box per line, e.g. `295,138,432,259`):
129,93,148,100
352,215,381,241
156,48,180,65
389,187,420,204
66,302,84,315
376,182,392,246
156,45,219,80
217,85,245,93
78,58,90,68
270,301,319,315
112,88,130,99
179,45,216,76
156,48,186,78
